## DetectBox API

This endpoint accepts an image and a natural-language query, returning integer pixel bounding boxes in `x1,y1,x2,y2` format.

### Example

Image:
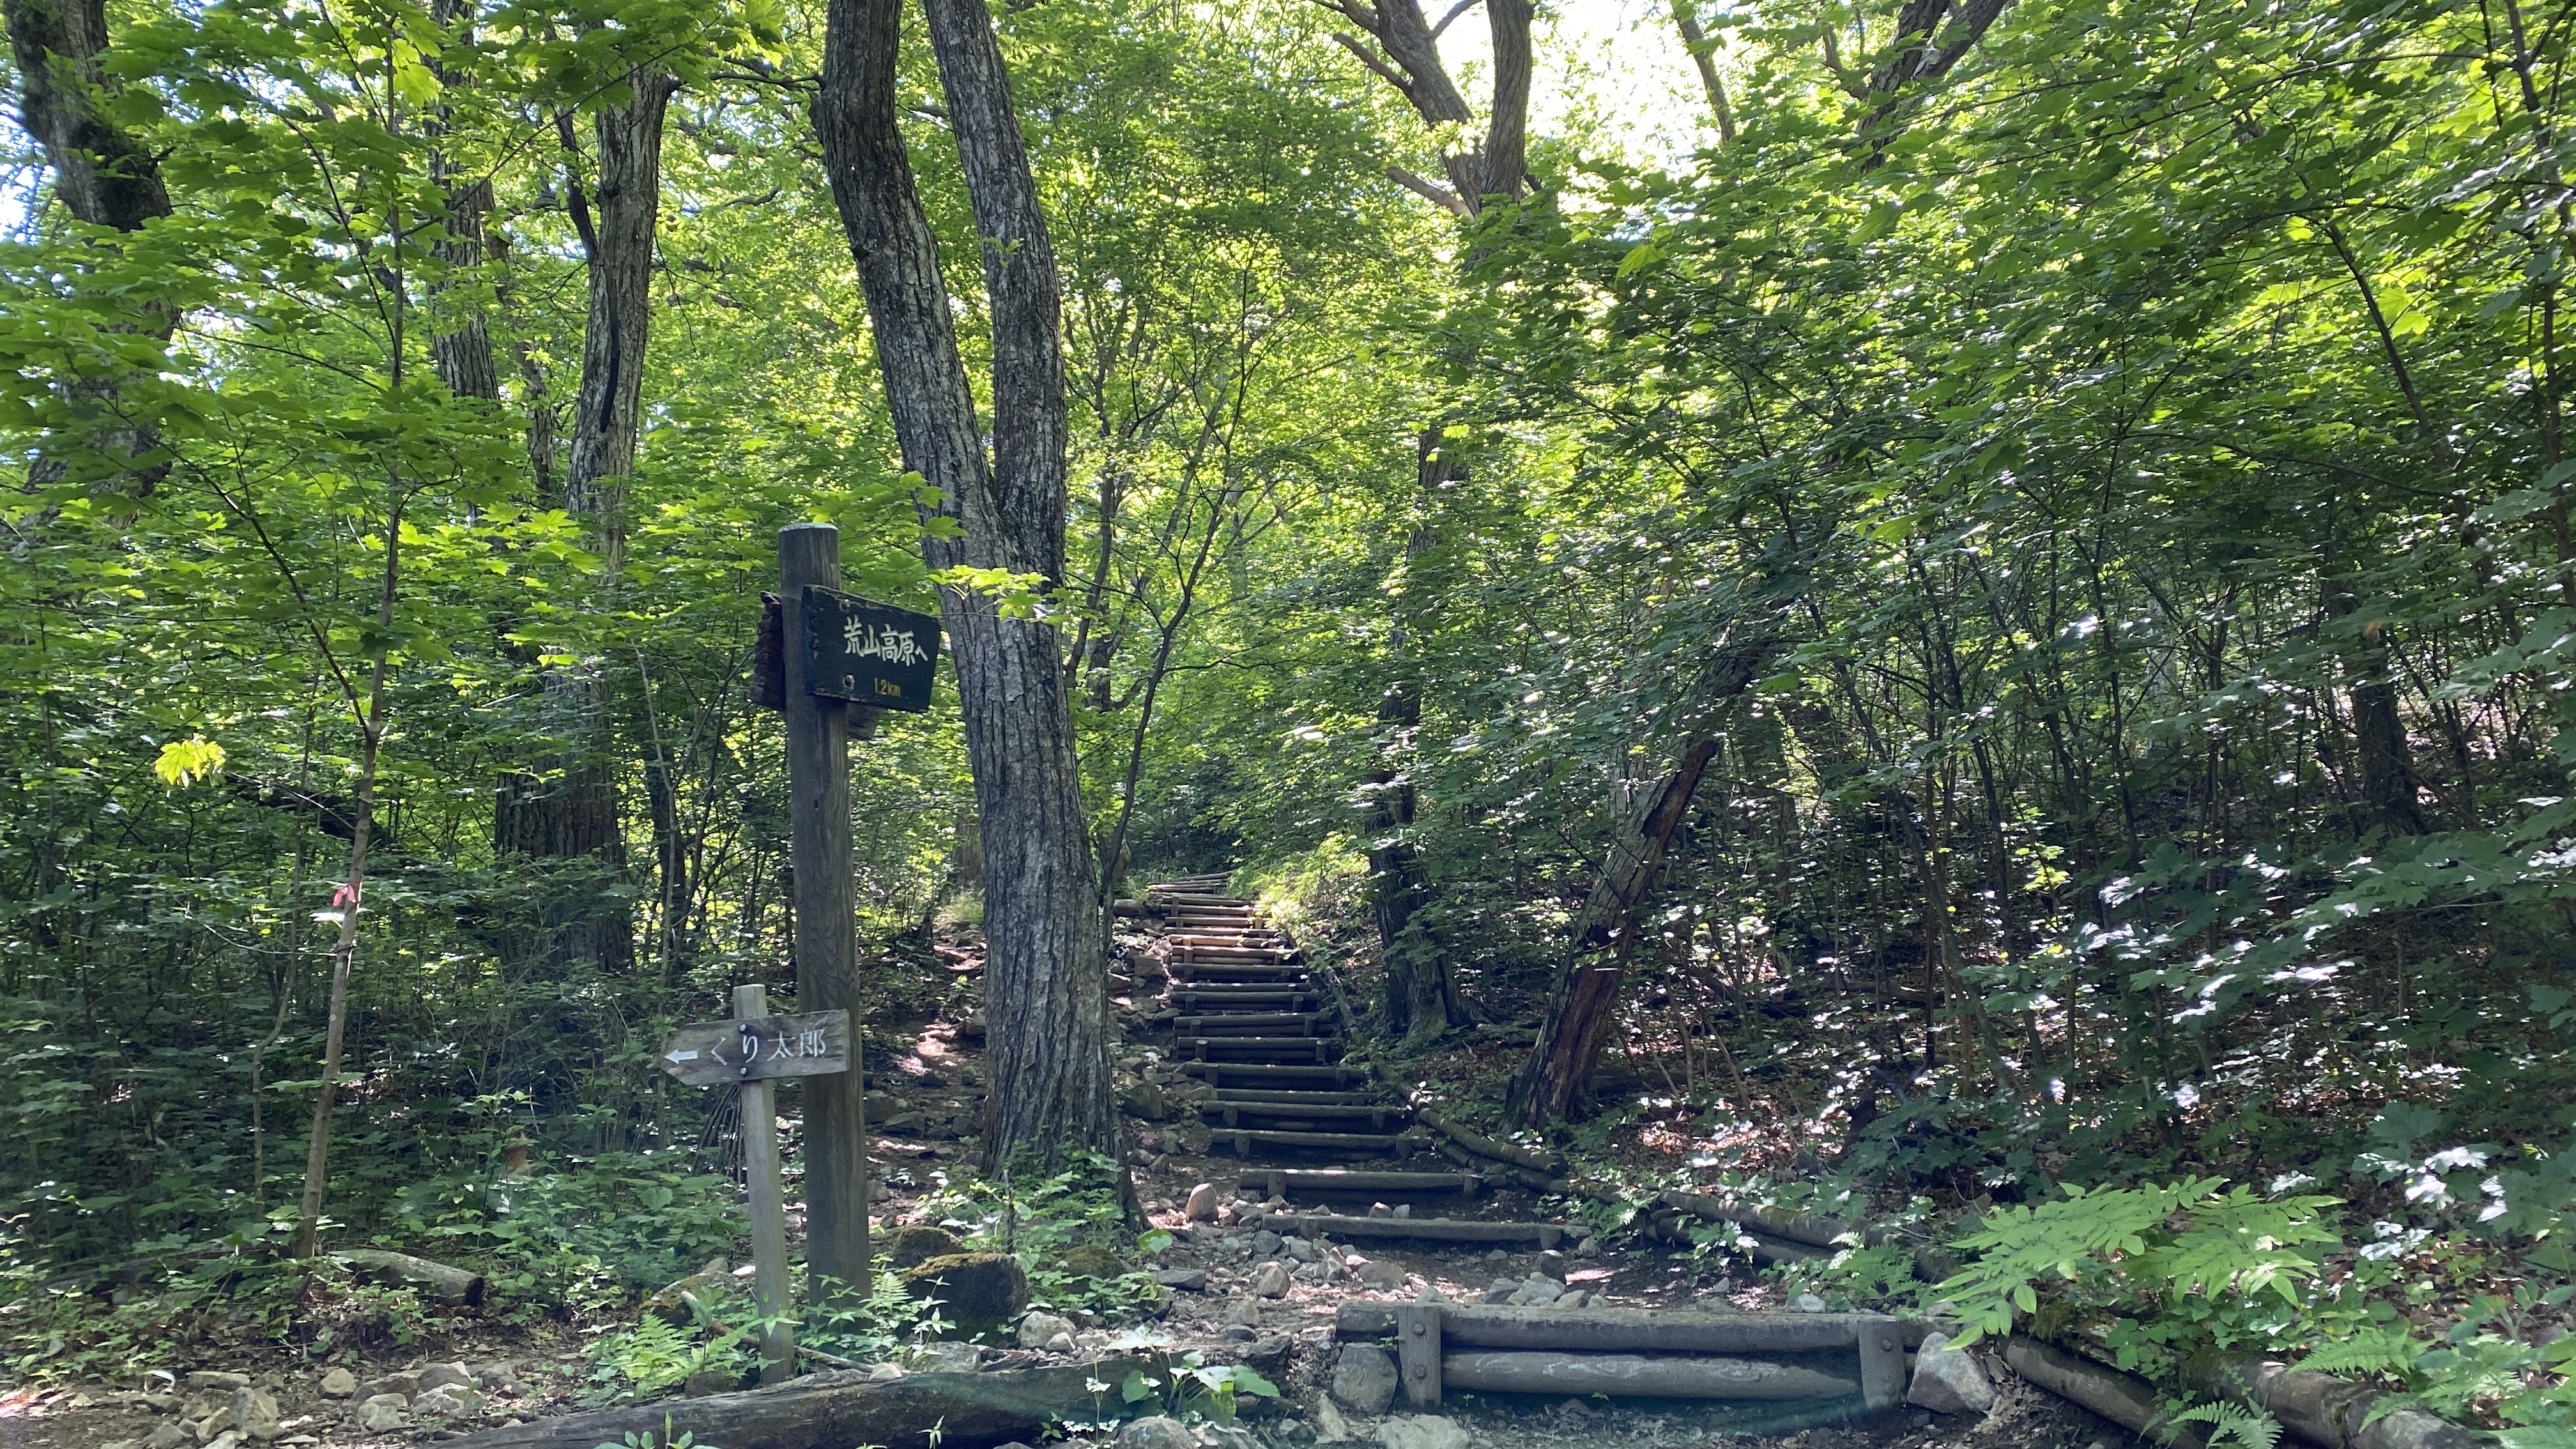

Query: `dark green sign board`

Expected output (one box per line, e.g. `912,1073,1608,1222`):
803,586,940,711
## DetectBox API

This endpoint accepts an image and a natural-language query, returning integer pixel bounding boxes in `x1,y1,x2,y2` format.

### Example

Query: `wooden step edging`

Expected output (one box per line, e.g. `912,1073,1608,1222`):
1332,1303,1903,1414
1213,1128,1426,1154
1274,1213,1565,1248
1177,1062,1368,1082
1240,1169,1483,1196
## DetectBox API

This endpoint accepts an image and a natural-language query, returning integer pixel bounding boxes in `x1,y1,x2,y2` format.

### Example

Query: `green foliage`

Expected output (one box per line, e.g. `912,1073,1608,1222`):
393,1151,742,1300
2168,1400,2283,1449
584,1314,754,1406
1070,1353,1278,1430
1940,1180,2341,1377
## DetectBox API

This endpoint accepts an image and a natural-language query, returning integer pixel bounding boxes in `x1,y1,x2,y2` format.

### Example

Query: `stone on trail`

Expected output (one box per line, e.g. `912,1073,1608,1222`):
885,1225,968,1271
1222,1299,1265,1328
1906,1331,1998,1414
1313,1396,1357,1443
1330,1343,1398,1416
1377,1414,1471,1449
186,1372,250,1392
1535,1250,1568,1282
1054,1243,1125,1280
1506,1275,1563,1306
900,1251,1030,1337
1186,1183,1220,1222
231,1386,280,1441
1119,1415,1200,1449
1793,1292,1828,1312
358,1370,418,1402
1480,1278,1519,1305
1044,1331,1077,1354
1018,1310,1077,1350
1253,1230,1285,1256
316,1368,356,1400
1246,1333,1294,1377
1252,1261,1292,1298
418,1363,474,1392
417,1383,486,1418
143,1424,186,1449
1415,1284,1448,1303
1154,1268,1209,1292
358,1394,411,1432
1354,1257,1406,1289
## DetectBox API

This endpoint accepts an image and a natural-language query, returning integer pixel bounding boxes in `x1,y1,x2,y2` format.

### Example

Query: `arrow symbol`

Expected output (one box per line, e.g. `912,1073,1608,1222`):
666,1049,700,1063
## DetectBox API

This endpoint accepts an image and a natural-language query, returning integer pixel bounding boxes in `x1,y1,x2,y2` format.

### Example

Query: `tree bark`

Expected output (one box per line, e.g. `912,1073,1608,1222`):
2322,575,2428,834
1669,0,1738,142
6,0,175,502
424,0,500,407
1508,736,1719,1123
492,70,675,975
813,0,1114,1168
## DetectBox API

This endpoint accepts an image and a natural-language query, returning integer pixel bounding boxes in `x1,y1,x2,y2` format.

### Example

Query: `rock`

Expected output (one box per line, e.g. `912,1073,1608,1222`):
1535,1250,1568,1282
1119,1415,1199,1449
1245,1333,1296,1378
357,1371,418,1402
1330,1344,1398,1416
316,1368,356,1400
1480,1278,1519,1305
1121,1081,1172,1121
885,1225,968,1271
1055,1243,1124,1280
1507,1275,1562,1306
1314,1397,1356,1443
1574,1238,1598,1257
185,1373,250,1392
1390,1204,1409,1219
899,1252,1031,1337
195,1406,237,1439
1176,1122,1215,1154
1282,1237,1318,1263
417,1363,474,1393
1793,1293,1828,1312
1368,1202,1393,1218
1252,1261,1292,1298
1223,1299,1265,1328
358,1395,410,1433
204,1434,240,1449
682,1369,737,1399
1295,1261,1333,1283
1906,1331,1998,1414
475,1362,520,1393
145,1425,187,1449
231,1386,280,1441
1186,1183,1220,1221
1253,1230,1285,1256
1018,1310,1077,1349
1414,1284,1448,1303
904,1342,985,1373
1153,1268,1209,1292
1354,1258,1406,1289
1377,1415,1470,1449
417,1383,486,1418
1043,1332,1077,1354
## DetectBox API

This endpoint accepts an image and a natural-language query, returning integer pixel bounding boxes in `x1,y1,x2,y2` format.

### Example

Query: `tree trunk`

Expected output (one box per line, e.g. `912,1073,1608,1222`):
813,0,1113,1169
424,0,500,407
491,70,676,975
1509,737,1719,1124
6,0,176,502
2321,574,2427,834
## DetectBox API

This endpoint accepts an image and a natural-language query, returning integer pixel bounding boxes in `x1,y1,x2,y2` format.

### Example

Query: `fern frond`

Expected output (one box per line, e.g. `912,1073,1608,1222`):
2171,1399,2285,1449
2290,1325,2426,1381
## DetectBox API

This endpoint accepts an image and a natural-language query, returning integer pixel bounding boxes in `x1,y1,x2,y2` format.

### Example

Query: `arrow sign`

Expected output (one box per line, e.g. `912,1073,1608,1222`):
659,1008,850,1087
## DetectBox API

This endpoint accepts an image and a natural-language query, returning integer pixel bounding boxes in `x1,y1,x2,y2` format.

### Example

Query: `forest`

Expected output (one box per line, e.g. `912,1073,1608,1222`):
3,0,2575,1441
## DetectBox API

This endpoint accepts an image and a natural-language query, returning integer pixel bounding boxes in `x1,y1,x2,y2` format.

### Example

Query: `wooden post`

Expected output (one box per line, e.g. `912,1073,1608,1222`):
1394,1303,1442,1407
1856,1315,1904,1414
734,983,794,1384
780,525,870,1298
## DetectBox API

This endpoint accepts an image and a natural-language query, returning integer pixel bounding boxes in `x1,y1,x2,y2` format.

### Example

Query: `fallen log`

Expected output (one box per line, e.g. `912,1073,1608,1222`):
1441,1350,1856,1400
2004,1337,2204,1449
2194,1356,2488,1449
332,1249,486,1307
1436,1140,1558,1193
448,1362,1162,1449
1662,1191,1867,1251
1414,1107,1564,1175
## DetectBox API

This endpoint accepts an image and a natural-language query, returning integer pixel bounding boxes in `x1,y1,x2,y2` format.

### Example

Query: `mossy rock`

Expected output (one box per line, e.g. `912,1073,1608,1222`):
885,1225,967,1272
1052,1243,1126,1280
900,1252,1029,1338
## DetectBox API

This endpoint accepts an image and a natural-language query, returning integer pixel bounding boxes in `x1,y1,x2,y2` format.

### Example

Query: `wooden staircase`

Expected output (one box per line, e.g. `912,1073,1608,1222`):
1143,877,1429,1160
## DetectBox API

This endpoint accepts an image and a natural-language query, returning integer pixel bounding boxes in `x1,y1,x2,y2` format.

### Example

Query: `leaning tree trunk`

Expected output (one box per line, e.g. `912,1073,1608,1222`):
1508,737,1719,1124
5,0,176,506
813,0,1114,1169
494,68,675,975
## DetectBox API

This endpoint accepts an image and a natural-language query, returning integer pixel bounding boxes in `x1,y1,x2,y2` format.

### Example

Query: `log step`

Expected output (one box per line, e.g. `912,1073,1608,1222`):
1239,1170,1483,1195
1172,1013,1328,1034
1169,965,1308,983
1179,1062,1369,1084
1211,1088,1379,1105
1172,947,1298,963
1215,1128,1426,1154
1199,1102,1409,1128
1275,1213,1563,1247
1170,989,1319,1008
1178,1036,1341,1062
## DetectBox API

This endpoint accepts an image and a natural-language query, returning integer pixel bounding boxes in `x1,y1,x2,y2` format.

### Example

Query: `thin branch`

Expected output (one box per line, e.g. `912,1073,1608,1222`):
1334,32,1413,93
1386,162,1470,215
1430,0,1482,38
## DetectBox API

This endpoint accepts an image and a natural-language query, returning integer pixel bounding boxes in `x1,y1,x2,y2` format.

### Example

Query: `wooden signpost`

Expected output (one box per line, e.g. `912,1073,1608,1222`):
662,986,848,1383
716,525,947,1379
